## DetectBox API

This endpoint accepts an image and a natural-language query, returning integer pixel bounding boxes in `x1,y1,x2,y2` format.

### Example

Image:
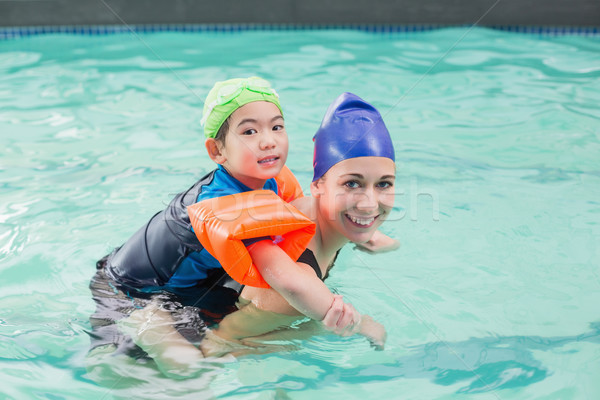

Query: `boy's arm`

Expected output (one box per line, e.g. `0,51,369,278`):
354,230,400,253
248,240,360,333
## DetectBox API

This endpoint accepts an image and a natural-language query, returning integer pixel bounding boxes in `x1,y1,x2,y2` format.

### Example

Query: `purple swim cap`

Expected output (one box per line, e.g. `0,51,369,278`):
312,92,395,181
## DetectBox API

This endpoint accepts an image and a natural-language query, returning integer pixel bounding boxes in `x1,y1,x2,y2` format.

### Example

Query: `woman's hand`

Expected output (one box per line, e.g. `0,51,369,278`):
354,230,400,253
320,295,362,336
357,315,387,350
321,297,387,349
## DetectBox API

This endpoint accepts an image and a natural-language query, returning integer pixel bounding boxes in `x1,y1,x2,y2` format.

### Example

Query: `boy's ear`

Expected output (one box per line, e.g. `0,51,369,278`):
310,179,324,197
205,138,226,164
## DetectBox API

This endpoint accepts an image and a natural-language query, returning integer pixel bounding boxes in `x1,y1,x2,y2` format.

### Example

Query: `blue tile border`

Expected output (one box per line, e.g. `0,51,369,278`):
490,24,599,36
0,23,598,40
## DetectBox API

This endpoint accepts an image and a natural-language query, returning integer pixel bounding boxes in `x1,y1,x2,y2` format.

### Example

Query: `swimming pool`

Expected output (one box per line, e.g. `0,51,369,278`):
1,26,599,399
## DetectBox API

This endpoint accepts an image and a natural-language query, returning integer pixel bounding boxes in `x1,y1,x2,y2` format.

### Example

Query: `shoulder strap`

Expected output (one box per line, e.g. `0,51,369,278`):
296,248,322,280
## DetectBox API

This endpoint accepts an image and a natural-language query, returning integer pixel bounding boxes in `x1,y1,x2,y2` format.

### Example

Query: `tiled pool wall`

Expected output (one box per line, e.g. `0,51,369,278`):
0,0,599,38
1,23,598,40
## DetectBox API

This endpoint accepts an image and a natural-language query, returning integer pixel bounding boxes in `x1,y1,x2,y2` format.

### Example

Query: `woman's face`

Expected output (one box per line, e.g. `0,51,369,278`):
311,156,396,244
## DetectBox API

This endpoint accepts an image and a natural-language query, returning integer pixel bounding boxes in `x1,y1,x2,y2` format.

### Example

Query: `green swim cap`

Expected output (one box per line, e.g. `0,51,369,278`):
201,77,282,139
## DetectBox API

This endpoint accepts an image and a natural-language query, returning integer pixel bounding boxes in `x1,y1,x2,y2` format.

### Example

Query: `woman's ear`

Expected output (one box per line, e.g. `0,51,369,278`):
310,179,324,198
205,138,226,164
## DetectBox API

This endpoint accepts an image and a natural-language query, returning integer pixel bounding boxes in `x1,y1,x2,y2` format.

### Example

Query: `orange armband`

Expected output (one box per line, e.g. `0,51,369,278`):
187,190,316,288
275,165,304,202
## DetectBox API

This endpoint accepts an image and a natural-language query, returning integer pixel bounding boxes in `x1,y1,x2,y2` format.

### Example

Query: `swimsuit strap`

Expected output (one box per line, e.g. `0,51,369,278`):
296,249,341,281
296,248,322,280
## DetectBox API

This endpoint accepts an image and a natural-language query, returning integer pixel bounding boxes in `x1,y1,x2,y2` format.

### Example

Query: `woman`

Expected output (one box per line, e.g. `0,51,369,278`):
121,92,397,377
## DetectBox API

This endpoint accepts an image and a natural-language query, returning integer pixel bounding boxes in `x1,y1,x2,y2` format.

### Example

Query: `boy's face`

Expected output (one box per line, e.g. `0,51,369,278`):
218,101,289,189
311,156,396,244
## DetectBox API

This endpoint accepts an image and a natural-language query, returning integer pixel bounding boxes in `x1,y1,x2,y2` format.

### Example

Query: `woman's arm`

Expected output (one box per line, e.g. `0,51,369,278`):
213,294,386,351
120,295,385,375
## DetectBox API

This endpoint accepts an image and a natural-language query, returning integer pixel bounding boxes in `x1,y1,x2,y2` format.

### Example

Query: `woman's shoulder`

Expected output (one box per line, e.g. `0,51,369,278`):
290,196,316,219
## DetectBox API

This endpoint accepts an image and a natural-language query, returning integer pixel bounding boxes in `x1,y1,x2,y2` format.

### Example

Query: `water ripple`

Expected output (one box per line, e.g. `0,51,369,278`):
1,28,599,399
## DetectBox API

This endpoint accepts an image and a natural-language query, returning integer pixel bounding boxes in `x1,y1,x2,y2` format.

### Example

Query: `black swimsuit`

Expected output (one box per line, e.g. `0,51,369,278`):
296,248,339,281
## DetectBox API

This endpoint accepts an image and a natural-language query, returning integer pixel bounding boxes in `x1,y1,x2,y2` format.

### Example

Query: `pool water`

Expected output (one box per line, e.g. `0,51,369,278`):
1,27,599,399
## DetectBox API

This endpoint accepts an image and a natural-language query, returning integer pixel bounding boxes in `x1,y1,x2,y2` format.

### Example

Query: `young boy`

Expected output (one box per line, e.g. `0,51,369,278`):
89,77,367,360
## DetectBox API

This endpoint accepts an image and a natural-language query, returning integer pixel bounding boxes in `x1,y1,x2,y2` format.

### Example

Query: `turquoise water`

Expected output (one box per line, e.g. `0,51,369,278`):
1,27,599,399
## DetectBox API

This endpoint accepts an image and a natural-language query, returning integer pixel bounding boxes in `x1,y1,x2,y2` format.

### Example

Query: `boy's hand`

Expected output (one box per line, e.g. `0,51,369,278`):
354,230,400,254
321,295,362,336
